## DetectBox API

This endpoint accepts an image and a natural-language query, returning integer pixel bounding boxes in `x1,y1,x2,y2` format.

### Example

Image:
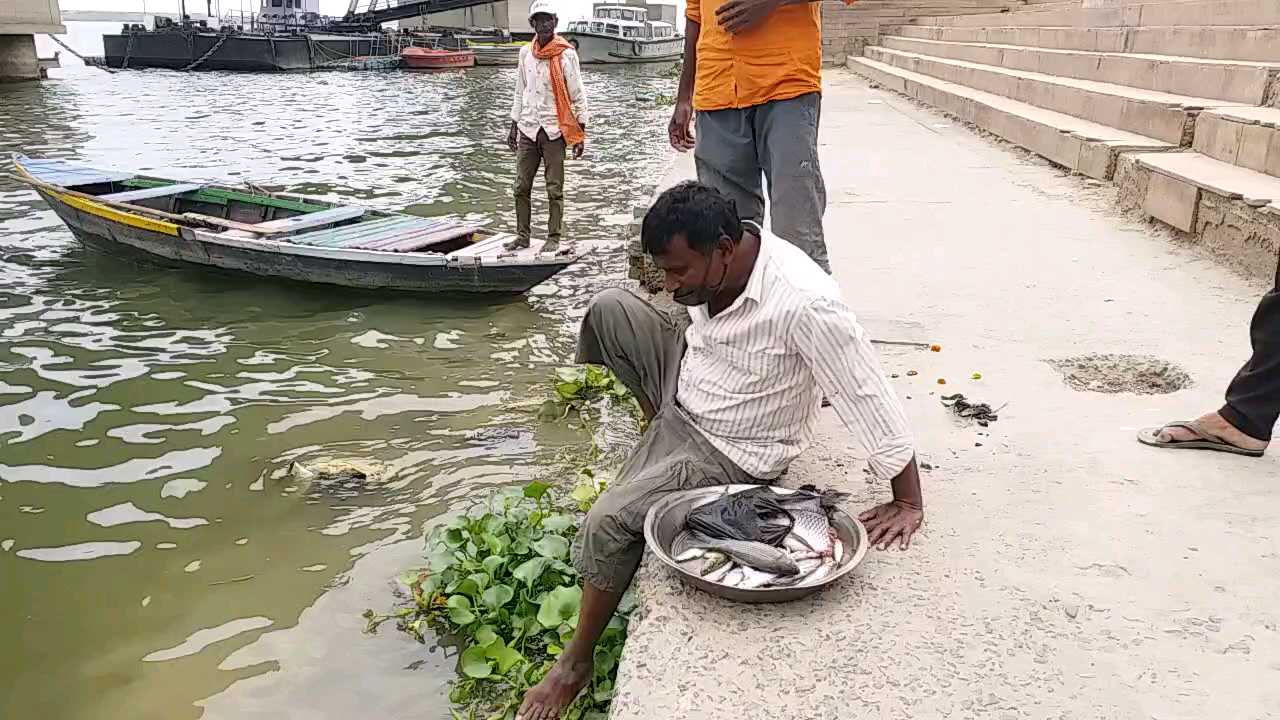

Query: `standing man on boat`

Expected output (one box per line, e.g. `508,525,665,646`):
506,0,589,254
668,0,852,273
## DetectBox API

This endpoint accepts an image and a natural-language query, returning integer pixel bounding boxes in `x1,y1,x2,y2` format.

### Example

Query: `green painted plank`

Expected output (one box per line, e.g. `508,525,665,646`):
122,179,329,213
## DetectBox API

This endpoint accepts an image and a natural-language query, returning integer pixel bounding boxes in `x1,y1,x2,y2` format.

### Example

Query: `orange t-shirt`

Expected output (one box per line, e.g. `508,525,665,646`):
688,0,847,112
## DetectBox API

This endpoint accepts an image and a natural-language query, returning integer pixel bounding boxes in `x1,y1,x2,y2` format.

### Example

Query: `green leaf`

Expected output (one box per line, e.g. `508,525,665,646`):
541,514,576,533
485,533,510,556
555,381,584,401
460,645,493,679
485,641,525,674
522,481,551,500
447,515,469,530
446,595,472,610
481,513,505,535
448,607,477,625
536,585,582,629
482,584,515,610
453,578,481,599
467,573,491,593
444,528,468,548
547,643,563,656
512,556,550,587
482,555,505,575
554,367,582,383
531,535,570,561
569,484,596,504
475,625,499,647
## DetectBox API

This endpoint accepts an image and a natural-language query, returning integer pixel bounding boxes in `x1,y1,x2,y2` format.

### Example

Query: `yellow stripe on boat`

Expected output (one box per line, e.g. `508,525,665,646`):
51,190,180,237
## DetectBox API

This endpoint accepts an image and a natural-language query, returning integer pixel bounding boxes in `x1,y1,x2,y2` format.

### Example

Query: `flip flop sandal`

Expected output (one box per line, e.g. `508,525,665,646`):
1137,420,1266,457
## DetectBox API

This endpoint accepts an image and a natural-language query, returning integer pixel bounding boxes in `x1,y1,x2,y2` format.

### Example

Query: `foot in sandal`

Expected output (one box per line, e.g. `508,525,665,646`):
1137,412,1268,457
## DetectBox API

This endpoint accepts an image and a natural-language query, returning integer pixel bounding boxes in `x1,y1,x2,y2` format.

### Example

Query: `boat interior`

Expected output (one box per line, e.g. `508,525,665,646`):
16,156,557,260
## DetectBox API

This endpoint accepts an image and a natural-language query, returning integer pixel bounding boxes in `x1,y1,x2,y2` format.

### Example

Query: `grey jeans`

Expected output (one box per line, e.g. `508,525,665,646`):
695,92,830,273
570,288,759,593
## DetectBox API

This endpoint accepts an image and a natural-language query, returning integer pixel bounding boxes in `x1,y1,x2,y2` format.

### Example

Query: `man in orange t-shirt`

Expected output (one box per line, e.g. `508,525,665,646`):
669,0,846,273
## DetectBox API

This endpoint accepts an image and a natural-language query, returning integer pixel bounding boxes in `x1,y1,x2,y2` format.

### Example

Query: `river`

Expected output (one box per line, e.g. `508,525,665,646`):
0,57,673,719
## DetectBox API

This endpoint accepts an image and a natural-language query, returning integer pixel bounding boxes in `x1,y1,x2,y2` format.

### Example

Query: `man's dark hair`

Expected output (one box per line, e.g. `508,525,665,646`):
641,181,742,257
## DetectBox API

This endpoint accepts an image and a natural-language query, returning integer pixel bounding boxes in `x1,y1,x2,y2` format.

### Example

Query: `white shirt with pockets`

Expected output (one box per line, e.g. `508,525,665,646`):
511,44,589,144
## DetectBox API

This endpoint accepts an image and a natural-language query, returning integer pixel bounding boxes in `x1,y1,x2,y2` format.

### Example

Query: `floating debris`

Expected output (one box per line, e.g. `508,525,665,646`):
930,344,942,352
184,560,202,573
937,378,947,385
941,393,1003,426
906,370,919,377
971,372,983,380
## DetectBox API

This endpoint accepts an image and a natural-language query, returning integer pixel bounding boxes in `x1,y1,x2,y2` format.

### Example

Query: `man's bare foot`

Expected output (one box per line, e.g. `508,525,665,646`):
1156,411,1268,451
516,654,592,720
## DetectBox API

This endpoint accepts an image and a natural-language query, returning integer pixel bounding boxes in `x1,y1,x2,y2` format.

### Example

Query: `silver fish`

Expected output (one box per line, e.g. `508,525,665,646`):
833,540,844,565
788,550,822,561
684,531,800,576
720,567,745,587
797,558,836,586
737,566,778,589
700,551,730,576
703,561,735,584
791,510,834,556
671,531,702,561
673,547,705,562
765,558,823,587
782,535,810,554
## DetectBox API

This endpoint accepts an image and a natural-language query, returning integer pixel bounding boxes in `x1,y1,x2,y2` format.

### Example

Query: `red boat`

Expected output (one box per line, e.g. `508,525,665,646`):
401,47,476,69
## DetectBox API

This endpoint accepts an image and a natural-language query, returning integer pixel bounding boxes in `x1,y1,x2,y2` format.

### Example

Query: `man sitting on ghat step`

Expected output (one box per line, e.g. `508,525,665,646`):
515,182,926,720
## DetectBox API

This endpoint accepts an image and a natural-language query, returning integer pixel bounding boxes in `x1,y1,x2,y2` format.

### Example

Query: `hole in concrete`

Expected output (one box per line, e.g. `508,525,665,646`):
1047,354,1192,395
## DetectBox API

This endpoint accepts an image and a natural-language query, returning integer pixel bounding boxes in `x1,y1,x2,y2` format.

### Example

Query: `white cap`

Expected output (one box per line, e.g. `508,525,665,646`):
528,0,557,19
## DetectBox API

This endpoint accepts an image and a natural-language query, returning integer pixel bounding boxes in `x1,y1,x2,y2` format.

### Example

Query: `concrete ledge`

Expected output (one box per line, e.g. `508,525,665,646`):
1194,107,1280,176
864,45,1221,144
909,0,1280,28
879,35,1279,105
849,55,1174,179
884,24,1280,64
1116,152,1280,281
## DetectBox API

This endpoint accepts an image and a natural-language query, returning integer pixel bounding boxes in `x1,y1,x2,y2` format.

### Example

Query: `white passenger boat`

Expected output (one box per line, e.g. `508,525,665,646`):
563,4,682,64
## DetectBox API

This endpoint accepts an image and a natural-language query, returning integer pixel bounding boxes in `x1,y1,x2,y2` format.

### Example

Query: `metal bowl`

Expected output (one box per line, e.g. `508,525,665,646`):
643,484,869,603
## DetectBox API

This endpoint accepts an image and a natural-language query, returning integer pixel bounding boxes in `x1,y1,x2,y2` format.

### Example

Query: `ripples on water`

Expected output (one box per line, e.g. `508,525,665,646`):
0,62,673,719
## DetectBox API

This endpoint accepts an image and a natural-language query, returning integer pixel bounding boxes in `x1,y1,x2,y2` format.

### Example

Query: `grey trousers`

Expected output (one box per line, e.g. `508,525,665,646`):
695,92,830,273
570,288,758,593
514,128,565,242
1221,257,1280,441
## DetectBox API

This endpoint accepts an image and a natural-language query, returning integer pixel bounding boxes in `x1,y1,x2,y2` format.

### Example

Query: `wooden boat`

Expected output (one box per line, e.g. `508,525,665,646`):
401,46,476,69
13,156,581,295
469,42,525,66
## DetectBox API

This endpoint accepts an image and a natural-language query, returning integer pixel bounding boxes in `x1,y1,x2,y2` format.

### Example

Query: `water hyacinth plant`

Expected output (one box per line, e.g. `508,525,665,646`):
366,479,632,720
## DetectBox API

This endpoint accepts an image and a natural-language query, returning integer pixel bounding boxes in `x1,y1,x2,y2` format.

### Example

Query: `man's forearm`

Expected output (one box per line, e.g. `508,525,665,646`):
676,19,699,104
889,457,924,507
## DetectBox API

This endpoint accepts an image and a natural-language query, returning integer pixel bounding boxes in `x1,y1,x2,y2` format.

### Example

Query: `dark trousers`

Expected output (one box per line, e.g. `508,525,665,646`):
694,92,830,273
514,128,565,243
1221,259,1280,441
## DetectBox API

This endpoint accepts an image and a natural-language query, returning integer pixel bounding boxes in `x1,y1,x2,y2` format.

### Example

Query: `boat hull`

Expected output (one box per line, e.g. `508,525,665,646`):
402,49,476,69
470,45,522,66
562,32,681,64
102,32,391,71
34,188,569,294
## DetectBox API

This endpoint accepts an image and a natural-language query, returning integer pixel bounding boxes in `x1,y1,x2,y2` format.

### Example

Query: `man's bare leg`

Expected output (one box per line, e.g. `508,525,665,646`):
516,582,623,720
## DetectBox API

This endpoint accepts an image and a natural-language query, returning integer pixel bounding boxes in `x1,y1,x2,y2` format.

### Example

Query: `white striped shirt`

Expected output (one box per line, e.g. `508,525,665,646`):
676,230,915,481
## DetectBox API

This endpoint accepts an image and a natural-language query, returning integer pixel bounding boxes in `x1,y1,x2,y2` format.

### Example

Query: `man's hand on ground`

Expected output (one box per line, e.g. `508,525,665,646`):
859,500,923,550
668,101,695,152
715,0,783,34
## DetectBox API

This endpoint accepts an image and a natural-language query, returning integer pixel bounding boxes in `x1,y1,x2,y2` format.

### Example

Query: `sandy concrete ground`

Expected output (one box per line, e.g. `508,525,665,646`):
609,70,1280,720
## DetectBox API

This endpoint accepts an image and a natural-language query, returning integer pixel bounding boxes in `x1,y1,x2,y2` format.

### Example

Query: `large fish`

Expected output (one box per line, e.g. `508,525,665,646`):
789,511,835,556
682,530,800,576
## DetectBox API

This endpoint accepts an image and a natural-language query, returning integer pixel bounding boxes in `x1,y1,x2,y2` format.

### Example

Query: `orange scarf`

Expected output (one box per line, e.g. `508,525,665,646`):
533,35,585,147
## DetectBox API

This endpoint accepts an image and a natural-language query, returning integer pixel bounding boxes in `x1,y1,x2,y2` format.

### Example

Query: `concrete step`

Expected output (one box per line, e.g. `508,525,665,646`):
879,35,1279,104
910,0,1280,27
883,24,1280,64
864,45,1239,144
847,55,1175,179
1115,150,1280,272
1193,107,1280,177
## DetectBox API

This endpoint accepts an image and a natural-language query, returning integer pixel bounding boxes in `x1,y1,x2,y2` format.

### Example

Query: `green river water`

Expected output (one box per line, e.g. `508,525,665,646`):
0,56,673,719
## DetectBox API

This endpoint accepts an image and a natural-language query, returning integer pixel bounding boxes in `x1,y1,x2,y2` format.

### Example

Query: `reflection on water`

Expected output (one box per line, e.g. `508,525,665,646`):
0,61,672,719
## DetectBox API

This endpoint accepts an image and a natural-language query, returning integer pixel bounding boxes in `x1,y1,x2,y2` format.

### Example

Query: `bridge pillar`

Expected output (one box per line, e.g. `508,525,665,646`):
0,34,41,83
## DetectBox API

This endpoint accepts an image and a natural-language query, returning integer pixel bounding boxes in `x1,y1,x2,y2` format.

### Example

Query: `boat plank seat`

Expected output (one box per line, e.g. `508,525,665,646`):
292,216,480,252
187,206,365,235
448,233,513,259
100,183,204,203
251,206,365,233
18,156,135,187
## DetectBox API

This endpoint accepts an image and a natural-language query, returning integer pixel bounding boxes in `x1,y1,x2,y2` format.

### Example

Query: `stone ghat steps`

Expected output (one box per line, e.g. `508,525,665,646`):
849,55,1175,180
1194,107,1280,177
863,45,1246,144
909,0,1280,28
884,24,1280,64
879,35,1280,105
